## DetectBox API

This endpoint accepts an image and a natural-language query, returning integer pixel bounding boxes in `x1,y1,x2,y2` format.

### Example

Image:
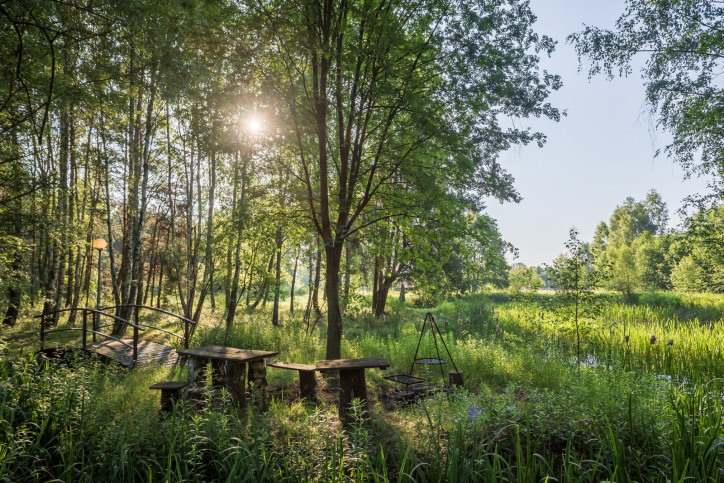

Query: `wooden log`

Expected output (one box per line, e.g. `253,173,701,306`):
248,360,269,410
449,369,464,387
211,359,226,388
187,357,208,386
338,368,368,425
299,370,317,399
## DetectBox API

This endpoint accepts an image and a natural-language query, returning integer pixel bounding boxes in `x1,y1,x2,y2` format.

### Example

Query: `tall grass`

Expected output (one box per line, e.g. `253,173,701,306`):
3,290,724,481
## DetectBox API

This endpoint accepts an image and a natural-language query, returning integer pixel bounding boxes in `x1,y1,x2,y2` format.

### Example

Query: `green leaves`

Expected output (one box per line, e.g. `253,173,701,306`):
570,1,724,197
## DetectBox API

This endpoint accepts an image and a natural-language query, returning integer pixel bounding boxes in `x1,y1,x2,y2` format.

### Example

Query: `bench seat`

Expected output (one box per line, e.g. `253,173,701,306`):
267,360,317,399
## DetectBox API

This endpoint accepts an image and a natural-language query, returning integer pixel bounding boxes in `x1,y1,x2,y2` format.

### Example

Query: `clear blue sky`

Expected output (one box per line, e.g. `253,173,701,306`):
485,0,713,267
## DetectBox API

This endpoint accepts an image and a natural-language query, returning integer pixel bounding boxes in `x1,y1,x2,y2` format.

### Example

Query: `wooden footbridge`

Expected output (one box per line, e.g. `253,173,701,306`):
37,305,197,368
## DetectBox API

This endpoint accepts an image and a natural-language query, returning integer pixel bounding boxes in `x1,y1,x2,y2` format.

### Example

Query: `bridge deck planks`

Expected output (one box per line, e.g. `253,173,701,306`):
84,339,179,367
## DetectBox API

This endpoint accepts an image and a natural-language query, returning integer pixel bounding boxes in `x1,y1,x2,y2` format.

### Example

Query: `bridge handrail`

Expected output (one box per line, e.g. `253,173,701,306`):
38,304,193,365
100,304,197,326
39,307,142,364
135,323,184,341
101,304,194,349
34,307,143,331
40,327,134,349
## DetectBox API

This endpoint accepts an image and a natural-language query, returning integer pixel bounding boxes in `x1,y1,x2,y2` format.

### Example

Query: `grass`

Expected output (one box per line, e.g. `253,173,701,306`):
1,290,724,481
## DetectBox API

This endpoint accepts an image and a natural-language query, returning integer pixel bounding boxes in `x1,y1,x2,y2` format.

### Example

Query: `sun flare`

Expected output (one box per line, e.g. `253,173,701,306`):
243,115,262,135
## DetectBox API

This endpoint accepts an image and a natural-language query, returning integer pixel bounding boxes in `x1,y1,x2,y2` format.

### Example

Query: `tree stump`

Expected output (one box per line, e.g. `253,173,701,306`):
449,369,464,387
248,360,269,410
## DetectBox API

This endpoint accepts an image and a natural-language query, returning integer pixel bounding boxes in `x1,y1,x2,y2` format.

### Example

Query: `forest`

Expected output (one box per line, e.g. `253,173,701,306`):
2,0,724,481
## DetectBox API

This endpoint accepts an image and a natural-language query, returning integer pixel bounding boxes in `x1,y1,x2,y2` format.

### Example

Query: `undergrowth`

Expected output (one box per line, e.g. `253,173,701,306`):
1,291,724,481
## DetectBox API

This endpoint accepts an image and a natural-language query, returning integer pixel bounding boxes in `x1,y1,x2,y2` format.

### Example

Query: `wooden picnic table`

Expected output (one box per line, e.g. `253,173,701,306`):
177,345,278,408
316,357,389,424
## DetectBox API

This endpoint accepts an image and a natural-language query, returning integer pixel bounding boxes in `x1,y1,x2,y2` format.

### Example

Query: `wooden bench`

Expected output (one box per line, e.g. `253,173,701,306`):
266,360,317,399
149,381,189,411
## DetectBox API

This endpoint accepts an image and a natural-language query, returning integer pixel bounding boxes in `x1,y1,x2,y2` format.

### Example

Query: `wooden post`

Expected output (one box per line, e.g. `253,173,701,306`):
338,369,368,425
299,370,317,400
40,313,45,350
133,325,138,366
133,306,139,366
248,360,269,410
82,310,87,348
449,370,464,387
93,310,97,342
184,320,189,349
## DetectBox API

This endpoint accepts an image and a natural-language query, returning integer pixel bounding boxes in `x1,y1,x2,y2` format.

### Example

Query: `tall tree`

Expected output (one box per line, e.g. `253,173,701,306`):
247,0,561,359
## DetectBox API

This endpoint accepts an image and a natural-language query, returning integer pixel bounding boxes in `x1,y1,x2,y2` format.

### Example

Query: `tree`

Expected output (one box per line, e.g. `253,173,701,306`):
683,203,724,292
571,1,724,199
596,191,669,300
608,244,638,303
633,231,670,291
509,264,542,293
671,256,701,293
246,0,561,359
549,228,602,365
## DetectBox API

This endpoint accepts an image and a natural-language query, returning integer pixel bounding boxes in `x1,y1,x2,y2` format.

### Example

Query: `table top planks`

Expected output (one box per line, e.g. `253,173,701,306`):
315,357,390,371
177,345,278,362
266,360,316,372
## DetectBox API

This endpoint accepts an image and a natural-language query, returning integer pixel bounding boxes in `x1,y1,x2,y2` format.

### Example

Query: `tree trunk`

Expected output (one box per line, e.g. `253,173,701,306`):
312,247,321,315
271,227,283,326
324,244,344,360
3,124,23,325
102,124,121,308
252,252,275,309
372,255,379,312
206,150,216,310
343,241,351,308
374,276,396,317
289,250,298,314
226,153,247,328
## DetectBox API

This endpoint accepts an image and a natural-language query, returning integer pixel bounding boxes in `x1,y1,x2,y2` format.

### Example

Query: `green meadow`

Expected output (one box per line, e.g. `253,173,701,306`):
3,291,724,482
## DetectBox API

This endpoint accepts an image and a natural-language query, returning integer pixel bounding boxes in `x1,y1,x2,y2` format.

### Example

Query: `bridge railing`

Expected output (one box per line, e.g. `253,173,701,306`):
36,304,196,366
100,305,196,350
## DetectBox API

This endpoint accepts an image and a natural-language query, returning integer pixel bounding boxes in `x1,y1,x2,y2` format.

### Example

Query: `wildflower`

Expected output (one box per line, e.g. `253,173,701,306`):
667,339,673,346
468,405,483,419
624,335,629,343
650,335,657,345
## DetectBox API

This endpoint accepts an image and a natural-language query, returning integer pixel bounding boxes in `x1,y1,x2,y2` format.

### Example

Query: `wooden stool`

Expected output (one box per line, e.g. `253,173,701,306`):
449,370,464,387
150,381,189,411
267,361,318,399
315,358,389,426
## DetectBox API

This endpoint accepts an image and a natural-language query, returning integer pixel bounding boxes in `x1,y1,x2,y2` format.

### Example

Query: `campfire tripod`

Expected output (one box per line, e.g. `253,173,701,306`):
385,312,460,386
